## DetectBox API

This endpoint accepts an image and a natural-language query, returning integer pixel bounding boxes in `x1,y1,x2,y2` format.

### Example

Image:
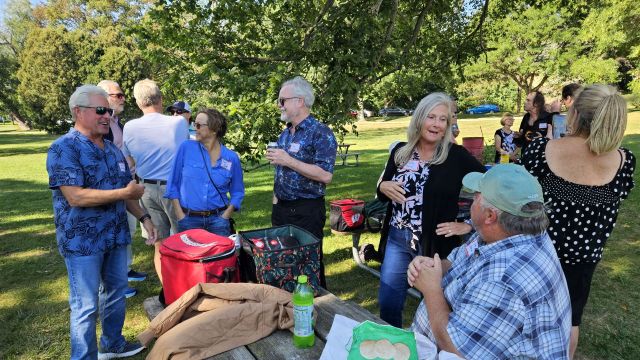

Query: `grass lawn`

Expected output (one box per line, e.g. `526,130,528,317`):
0,111,638,359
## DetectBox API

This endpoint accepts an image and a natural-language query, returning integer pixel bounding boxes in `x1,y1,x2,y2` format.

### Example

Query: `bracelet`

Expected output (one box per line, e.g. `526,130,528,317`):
139,214,151,223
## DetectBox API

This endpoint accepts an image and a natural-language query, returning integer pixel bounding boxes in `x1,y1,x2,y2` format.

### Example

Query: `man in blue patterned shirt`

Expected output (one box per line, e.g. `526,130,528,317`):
408,164,571,359
266,76,337,288
47,85,158,359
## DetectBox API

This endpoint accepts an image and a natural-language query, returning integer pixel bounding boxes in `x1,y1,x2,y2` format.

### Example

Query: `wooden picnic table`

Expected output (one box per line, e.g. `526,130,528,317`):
336,143,360,166
143,288,387,359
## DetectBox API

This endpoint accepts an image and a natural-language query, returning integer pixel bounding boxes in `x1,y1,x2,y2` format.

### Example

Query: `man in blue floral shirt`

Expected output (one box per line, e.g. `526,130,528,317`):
46,85,158,359
407,164,571,359
266,76,337,288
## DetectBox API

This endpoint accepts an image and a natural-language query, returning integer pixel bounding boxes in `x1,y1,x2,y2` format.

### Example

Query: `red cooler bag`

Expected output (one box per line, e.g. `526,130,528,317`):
160,229,239,305
330,199,365,232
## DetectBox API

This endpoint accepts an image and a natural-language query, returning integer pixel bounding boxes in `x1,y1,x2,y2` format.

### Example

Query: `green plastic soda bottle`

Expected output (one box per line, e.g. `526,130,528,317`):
293,275,315,348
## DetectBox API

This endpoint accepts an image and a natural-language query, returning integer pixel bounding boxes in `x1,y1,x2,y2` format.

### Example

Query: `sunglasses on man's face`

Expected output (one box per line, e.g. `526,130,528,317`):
195,122,209,130
78,106,114,116
172,110,186,115
109,93,125,99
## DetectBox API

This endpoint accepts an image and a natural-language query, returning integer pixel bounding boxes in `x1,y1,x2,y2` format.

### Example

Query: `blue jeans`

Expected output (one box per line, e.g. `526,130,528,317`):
177,214,231,236
378,226,421,328
64,246,128,359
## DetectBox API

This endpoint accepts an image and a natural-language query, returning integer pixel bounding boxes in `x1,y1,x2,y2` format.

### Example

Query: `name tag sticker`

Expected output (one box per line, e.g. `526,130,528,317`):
403,160,419,172
221,159,232,171
289,142,301,153
539,123,548,129
118,162,126,172
464,238,479,257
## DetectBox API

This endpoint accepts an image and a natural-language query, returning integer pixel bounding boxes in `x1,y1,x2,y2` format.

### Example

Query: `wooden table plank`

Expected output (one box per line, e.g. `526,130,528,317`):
245,330,325,360
314,290,387,341
142,288,387,360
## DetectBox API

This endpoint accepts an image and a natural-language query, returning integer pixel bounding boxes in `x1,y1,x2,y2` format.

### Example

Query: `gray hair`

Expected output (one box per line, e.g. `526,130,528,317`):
281,76,315,108
97,80,120,92
68,85,108,120
394,92,453,167
133,78,162,108
480,197,549,235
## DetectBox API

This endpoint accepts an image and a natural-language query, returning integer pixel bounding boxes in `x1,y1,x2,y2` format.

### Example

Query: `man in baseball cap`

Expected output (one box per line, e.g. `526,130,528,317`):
167,101,194,139
407,164,571,359
166,101,192,123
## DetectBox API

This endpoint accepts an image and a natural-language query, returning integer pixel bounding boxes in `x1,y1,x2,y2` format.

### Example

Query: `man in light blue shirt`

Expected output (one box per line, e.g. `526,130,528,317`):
122,79,189,284
408,164,571,359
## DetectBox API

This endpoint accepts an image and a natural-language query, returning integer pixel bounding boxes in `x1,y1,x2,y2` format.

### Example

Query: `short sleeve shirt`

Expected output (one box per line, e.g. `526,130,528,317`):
46,128,133,257
274,115,337,200
522,138,636,264
411,232,571,359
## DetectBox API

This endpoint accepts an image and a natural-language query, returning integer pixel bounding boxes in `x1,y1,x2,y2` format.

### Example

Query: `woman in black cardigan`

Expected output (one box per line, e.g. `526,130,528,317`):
377,93,485,327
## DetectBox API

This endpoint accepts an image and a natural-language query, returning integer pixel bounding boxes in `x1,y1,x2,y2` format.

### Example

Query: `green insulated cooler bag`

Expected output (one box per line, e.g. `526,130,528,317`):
239,225,321,294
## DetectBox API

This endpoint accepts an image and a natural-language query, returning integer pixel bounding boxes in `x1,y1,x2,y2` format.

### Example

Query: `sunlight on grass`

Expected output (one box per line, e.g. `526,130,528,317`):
602,257,633,279
2,248,49,259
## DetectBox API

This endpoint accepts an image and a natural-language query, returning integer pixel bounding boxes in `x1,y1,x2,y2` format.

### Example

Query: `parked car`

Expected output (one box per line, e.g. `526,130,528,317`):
465,104,499,114
348,109,375,118
379,107,411,117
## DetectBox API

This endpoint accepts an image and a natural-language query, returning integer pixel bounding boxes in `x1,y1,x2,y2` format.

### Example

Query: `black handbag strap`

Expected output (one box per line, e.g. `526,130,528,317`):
199,144,230,208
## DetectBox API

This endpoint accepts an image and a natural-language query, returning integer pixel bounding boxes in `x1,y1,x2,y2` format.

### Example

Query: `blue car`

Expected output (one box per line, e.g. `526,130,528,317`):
465,104,499,114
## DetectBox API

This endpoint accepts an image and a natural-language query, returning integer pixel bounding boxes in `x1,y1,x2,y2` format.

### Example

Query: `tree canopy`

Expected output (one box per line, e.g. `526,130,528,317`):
2,0,638,151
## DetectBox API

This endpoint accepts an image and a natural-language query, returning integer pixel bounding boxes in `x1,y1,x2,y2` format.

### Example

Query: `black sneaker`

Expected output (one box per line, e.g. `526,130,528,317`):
98,341,145,359
127,270,147,282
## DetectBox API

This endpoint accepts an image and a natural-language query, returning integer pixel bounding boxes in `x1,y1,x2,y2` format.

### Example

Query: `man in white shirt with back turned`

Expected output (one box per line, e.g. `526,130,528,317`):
122,79,188,286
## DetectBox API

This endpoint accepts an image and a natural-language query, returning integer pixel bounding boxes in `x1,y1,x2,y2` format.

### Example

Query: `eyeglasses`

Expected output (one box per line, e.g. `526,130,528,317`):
172,110,186,115
77,106,114,116
109,93,125,99
195,122,209,130
277,97,300,106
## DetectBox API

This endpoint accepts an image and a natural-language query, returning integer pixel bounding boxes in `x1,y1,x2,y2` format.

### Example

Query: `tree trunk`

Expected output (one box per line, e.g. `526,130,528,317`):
357,96,365,121
11,113,31,130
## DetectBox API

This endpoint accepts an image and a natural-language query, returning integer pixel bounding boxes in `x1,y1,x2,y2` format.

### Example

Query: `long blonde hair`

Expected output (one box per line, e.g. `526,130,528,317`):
394,93,453,167
569,84,627,154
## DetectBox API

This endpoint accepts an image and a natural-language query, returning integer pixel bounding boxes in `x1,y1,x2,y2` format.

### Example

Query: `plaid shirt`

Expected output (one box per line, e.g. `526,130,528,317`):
411,232,571,359
274,115,337,201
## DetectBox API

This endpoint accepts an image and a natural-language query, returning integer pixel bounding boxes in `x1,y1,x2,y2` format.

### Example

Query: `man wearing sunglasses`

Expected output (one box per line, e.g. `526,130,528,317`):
122,79,189,287
166,100,195,139
266,76,337,289
98,79,148,299
46,85,159,359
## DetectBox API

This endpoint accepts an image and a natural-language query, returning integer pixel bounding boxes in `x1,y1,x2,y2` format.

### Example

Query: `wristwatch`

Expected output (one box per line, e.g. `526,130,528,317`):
139,214,151,223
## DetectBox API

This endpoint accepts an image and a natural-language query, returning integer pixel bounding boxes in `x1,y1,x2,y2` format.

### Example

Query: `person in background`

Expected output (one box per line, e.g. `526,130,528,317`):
47,85,158,359
122,79,189,285
165,109,244,235
266,76,337,289
376,92,485,328
167,101,195,140
449,99,460,144
98,79,147,299
522,84,635,359
517,91,553,150
408,164,571,359
494,112,517,163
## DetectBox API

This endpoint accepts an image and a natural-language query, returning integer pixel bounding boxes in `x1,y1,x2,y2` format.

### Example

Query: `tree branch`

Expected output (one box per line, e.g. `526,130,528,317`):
465,0,490,41
303,0,335,49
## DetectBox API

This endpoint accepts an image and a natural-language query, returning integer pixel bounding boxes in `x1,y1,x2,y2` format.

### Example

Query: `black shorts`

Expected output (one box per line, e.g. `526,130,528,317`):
561,261,598,326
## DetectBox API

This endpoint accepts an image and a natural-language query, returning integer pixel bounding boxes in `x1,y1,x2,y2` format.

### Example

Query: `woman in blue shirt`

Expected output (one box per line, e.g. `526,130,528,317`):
165,108,245,236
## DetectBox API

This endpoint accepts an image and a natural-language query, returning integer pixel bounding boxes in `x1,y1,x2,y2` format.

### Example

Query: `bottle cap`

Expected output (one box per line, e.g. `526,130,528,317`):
297,275,308,284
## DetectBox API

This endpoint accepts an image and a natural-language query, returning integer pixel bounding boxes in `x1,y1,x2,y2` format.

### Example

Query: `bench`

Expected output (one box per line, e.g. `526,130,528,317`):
337,152,360,166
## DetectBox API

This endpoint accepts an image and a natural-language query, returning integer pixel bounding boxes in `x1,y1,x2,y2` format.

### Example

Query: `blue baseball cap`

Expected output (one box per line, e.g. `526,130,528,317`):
462,164,544,217
166,101,191,113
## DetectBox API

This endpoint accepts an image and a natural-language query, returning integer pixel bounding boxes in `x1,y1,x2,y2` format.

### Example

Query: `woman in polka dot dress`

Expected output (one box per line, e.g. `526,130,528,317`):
522,84,636,359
